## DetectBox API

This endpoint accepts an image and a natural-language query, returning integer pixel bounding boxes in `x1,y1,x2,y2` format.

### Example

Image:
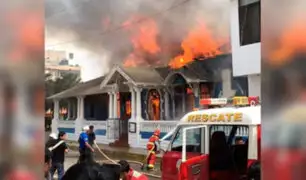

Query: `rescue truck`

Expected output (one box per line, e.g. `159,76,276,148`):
160,96,261,180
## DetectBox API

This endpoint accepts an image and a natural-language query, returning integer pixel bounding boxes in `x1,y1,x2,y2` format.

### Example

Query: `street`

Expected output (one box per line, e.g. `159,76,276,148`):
54,151,161,180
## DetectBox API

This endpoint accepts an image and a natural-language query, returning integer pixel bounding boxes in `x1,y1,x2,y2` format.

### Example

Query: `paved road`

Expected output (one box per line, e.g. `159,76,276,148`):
53,151,161,180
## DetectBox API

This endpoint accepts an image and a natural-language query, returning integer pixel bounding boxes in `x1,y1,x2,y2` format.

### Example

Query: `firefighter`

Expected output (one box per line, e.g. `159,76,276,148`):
119,160,148,180
146,129,161,170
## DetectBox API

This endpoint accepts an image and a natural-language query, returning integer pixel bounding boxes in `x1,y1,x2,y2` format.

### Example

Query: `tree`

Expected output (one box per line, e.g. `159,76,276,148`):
45,73,81,98
45,73,80,131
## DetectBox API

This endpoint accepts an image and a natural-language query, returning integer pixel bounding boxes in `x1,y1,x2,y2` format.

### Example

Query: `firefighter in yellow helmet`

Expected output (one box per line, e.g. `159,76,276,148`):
146,129,161,170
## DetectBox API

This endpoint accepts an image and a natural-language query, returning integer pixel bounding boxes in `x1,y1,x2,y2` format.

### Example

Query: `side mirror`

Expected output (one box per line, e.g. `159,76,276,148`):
247,161,260,180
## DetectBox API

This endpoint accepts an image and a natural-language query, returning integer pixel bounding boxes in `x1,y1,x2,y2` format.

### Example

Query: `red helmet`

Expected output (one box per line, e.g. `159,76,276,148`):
153,129,160,136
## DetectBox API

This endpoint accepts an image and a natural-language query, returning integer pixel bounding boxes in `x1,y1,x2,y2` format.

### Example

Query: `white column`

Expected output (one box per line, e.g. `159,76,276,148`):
67,100,71,120
130,88,136,119
52,99,60,133
77,96,85,119
76,96,84,133
108,92,113,119
164,90,170,120
113,92,118,118
135,88,142,120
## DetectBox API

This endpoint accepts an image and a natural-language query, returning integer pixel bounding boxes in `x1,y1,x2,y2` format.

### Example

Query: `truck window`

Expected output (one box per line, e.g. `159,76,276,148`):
210,125,249,145
171,126,202,153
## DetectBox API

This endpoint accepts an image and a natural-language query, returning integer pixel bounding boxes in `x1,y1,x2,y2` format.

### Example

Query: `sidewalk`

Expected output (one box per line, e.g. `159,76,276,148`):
66,141,162,162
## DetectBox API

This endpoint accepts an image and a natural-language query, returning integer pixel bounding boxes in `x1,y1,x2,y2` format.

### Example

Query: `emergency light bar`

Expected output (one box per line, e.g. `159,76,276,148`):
200,96,260,106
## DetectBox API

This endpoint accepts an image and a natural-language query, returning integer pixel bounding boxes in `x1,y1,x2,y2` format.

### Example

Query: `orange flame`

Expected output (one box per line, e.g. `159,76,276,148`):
169,21,229,69
123,53,141,67
123,16,160,67
268,18,306,66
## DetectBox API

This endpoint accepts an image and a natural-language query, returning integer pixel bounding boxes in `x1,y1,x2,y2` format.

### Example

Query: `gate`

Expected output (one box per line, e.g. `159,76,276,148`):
119,119,128,137
107,118,119,140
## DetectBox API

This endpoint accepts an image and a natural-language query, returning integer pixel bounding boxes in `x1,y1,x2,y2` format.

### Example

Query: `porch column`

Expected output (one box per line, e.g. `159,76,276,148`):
130,88,136,119
182,92,186,114
164,90,170,119
113,92,118,118
193,83,200,109
135,88,142,120
67,100,71,120
76,96,84,133
108,92,113,118
52,99,60,133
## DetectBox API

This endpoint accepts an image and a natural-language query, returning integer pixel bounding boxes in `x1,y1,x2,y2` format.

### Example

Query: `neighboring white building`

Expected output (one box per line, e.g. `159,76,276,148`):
230,0,261,98
45,50,67,66
45,50,80,80
45,65,81,80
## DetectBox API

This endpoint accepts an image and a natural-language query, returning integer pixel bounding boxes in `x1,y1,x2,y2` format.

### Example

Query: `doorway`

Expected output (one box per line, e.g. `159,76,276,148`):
117,92,131,146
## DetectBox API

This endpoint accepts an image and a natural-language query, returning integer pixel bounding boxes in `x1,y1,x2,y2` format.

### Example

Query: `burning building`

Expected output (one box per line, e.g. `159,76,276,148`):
48,54,249,148
47,0,260,148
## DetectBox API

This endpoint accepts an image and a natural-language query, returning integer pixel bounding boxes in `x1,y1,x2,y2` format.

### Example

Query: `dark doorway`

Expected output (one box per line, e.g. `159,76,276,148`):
117,92,131,146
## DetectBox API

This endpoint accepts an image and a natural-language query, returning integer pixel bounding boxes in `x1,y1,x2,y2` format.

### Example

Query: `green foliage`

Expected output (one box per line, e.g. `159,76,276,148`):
45,73,80,109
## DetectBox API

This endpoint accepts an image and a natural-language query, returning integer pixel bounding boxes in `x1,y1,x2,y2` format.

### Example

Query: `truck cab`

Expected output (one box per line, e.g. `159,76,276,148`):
160,97,261,180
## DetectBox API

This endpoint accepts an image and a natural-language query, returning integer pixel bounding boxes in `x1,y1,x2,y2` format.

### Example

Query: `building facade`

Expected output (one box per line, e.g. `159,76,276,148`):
49,54,250,148
230,0,261,97
45,50,80,80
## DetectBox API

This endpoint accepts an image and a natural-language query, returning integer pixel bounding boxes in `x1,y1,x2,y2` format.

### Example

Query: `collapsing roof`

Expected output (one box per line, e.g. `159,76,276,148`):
48,54,232,99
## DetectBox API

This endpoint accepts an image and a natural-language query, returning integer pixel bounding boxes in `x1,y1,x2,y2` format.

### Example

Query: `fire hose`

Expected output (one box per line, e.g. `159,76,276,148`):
94,142,162,179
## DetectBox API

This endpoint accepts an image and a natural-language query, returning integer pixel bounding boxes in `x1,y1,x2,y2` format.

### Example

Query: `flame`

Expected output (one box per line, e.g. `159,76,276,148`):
123,16,160,67
123,53,141,67
169,21,229,69
268,18,306,66
148,91,160,120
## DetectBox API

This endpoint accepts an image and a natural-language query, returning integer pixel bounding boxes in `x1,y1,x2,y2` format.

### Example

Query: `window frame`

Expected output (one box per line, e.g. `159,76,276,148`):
168,124,206,155
238,0,261,46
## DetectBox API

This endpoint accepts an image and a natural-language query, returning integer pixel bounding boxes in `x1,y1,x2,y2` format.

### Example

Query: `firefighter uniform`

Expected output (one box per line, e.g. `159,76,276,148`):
146,129,161,170
126,169,149,180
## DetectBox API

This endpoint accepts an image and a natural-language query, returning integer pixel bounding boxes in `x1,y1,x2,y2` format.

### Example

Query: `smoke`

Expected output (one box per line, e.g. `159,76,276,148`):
45,0,230,70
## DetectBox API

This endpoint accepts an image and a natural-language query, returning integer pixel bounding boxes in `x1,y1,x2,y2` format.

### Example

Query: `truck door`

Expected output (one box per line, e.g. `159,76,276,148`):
162,125,204,180
179,126,209,180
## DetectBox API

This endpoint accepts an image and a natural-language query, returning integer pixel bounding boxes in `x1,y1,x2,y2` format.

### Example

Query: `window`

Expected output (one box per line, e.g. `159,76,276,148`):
210,125,249,145
147,89,161,120
239,0,260,45
171,126,202,153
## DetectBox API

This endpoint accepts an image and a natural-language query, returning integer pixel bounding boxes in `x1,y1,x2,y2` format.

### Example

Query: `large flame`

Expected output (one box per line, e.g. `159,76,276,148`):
169,21,229,69
123,16,160,67
268,18,306,66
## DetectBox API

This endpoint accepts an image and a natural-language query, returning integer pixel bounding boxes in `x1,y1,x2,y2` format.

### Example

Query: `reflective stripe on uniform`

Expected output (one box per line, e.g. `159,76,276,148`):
132,170,142,178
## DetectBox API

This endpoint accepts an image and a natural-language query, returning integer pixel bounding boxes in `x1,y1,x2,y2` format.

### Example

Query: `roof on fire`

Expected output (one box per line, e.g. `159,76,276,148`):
120,66,165,85
48,54,232,99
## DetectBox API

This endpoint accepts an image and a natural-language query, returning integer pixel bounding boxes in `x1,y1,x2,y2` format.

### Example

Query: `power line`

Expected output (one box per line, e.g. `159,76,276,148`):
45,0,192,48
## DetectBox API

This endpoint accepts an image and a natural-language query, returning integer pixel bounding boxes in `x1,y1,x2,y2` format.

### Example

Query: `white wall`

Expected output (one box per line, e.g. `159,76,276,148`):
229,0,261,77
248,74,261,98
